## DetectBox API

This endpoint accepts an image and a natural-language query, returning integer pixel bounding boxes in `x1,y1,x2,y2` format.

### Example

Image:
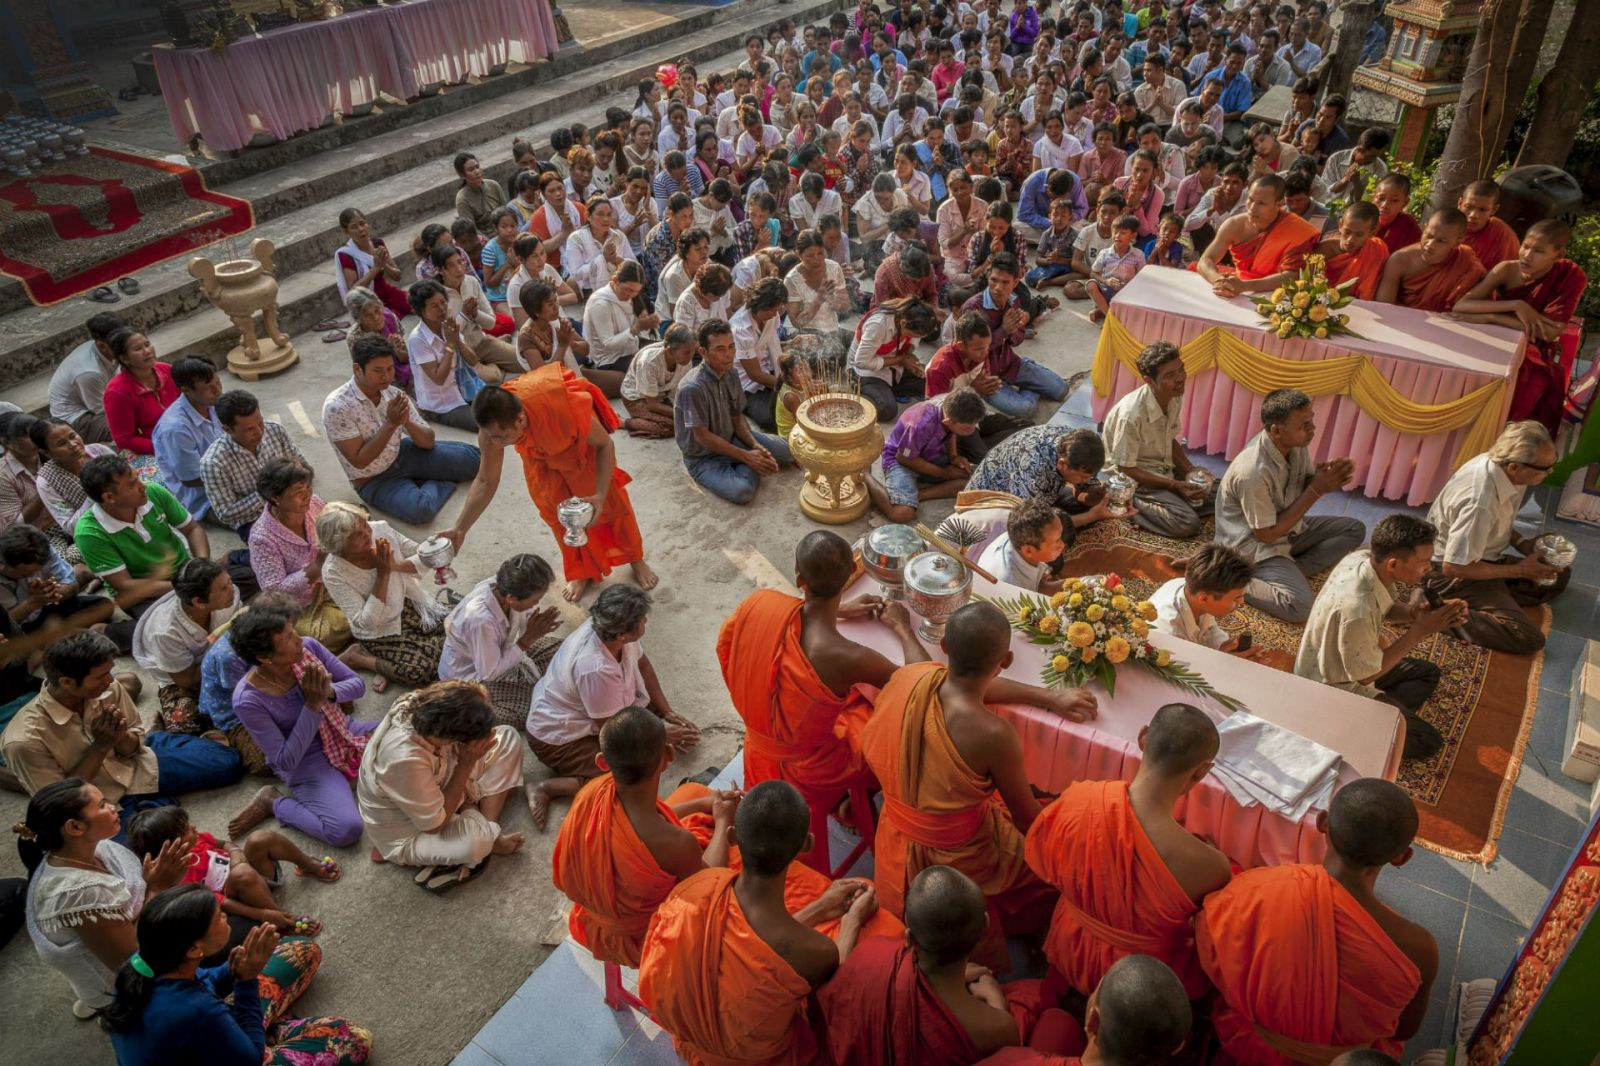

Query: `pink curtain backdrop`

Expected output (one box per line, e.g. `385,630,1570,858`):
837,566,1404,870
1091,269,1527,507
153,0,560,152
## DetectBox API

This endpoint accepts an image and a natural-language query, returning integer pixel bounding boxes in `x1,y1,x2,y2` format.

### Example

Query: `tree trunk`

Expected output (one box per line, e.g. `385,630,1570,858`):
1494,0,1559,149
1516,0,1600,167
1430,0,1538,210
1316,0,1377,104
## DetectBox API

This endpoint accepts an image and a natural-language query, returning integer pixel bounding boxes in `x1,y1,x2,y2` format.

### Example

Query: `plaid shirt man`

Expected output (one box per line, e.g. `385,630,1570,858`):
199,421,309,530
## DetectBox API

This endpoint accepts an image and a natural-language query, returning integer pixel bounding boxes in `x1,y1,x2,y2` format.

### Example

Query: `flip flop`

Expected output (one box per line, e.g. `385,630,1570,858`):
290,916,322,937
294,855,342,882
322,330,347,343
86,286,119,304
117,277,140,295
418,855,491,894
312,318,350,332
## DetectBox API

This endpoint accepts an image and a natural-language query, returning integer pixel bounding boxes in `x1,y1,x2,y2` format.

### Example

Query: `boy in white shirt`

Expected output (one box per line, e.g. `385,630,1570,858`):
978,497,1066,594
1149,543,1260,657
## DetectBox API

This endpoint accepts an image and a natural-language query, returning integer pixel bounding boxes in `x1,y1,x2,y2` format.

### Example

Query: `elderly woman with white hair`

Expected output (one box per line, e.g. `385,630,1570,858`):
344,285,412,391
315,500,447,691
1422,420,1571,654
357,680,527,891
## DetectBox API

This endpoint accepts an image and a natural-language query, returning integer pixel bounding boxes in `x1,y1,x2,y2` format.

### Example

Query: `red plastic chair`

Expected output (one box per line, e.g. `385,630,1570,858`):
602,961,649,1014
802,783,877,878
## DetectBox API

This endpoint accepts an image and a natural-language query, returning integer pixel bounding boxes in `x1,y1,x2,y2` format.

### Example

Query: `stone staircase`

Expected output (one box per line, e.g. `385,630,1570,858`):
0,0,848,410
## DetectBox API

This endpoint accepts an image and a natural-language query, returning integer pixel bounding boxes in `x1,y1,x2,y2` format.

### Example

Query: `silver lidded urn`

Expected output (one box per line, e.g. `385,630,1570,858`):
1102,469,1136,517
416,536,457,586
1534,533,1576,587
861,524,926,601
557,497,596,547
904,551,972,642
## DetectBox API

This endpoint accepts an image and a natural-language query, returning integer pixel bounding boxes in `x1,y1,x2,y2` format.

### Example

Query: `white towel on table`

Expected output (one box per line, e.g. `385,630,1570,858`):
1210,711,1342,820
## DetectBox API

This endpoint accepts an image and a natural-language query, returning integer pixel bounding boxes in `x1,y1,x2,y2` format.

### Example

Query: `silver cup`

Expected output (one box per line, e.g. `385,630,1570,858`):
557,497,596,547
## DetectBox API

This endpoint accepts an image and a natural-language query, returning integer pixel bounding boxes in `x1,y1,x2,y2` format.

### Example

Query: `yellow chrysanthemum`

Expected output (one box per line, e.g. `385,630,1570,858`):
1271,287,1287,303
1105,635,1131,664
1051,654,1071,672
1137,601,1157,621
1066,621,1096,648
1155,649,1172,667
1292,292,1310,308
1018,604,1032,622
1081,645,1099,662
1277,323,1293,338
1036,613,1060,634
1314,326,1328,339
1067,592,1083,608
1309,304,1329,322
1130,618,1148,637
1050,591,1068,608
1085,603,1105,622
1110,595,1130,612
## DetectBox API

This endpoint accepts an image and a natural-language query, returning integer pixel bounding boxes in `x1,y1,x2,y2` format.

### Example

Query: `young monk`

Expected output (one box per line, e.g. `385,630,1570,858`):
717,530,928,872
1371,173,1421,253
973,955,1194,1066
1024,702,1230,1000
1194,175,1322,297
1457,179,1522,269
1196,778,1438,1065
1318,202,1389,301
1375,207,1486,313
860,601,1097,970
550,708,739,967
820,865,1083,1064
441,365,657,602
1452,219,1588,432
638,779,901,1066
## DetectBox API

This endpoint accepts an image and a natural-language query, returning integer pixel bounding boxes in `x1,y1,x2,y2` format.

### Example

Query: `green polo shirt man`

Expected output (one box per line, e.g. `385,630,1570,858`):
73,454,210,612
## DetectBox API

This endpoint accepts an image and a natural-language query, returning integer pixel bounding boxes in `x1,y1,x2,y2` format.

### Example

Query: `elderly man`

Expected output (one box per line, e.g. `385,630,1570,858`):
200,390,309,536
439,553,562,729
967,425,1113,534
673,318,793,505
1101,341,1212,539
1420,421,1569,654
1196,175,1321,297
524,584,699,829
1214,389,1365,623
1296,515,1470,761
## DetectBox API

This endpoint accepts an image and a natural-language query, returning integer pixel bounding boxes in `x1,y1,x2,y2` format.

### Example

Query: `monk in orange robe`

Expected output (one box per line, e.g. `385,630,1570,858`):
443,362,656,601
859,602,1097,970
1025,703,1231,1000
974,955,1194,1066
551,708,739,968
638,780,903,1066
821,865,1086,1065
1458,180,1523,268
1195,778,1438,1066
1195,175,1322,296
717,530,932,871
1453,218,1589,433
1319,202,1389,302
1375,208,1486,313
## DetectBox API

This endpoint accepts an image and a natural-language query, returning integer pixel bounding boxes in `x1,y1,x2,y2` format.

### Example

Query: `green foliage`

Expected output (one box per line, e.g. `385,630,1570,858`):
1386,158,1434,219
1567,214,1600,320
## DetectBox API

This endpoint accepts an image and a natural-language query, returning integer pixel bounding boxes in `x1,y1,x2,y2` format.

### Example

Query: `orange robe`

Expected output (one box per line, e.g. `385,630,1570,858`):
859,662,1056,965
1024,781,1210,999
1226,210,1321,279
638,865,903,1066
1397,244,1486,313
1463,216,1521,269
507,364,644,583
1323,236,1389,301
716,589,876,814
1195,865,1422,1066
550,776,712,968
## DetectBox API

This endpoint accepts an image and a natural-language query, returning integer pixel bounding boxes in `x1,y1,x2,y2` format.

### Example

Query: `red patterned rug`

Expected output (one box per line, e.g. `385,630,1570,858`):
0,146,254,305
1061,520,1546,864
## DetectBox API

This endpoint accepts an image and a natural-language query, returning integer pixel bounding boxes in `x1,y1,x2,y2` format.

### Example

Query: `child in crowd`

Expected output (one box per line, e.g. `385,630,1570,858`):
1150,542,1263,658
773,347,817,443
1142,213,1190,268
1024,196,1078,289
1088,214,1146,322
977,496,1066,593
865,389,985,523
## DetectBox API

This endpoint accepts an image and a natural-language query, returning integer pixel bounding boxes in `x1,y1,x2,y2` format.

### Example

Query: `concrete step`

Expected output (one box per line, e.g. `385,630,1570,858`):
0,0,847,400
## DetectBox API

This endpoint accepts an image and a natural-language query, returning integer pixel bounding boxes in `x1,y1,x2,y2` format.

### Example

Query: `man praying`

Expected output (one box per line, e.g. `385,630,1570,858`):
1101,341,1212,540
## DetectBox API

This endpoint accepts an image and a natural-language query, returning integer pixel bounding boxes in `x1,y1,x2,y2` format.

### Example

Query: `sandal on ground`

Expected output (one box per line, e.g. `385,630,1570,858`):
417,856,491,894
312,318,349,331
289,916,322,937
86,286,119,304
322,330,347,343
294,855,342,882
117,277,140,295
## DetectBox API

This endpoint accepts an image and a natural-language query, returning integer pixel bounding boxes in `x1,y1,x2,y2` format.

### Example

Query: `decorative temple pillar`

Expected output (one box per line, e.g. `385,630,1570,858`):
1351,0,1481,167
0,0,115,122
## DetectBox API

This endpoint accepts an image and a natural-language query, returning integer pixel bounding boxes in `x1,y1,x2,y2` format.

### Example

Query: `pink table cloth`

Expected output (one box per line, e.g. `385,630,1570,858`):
153,0,559,152
1090,268,1527,506
837,567,1404,870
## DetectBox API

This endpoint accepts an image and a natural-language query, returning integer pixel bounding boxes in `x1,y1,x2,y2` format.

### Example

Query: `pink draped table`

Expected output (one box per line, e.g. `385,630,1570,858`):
837,567,1404,870
1089,268,1527,506
153,0,560,152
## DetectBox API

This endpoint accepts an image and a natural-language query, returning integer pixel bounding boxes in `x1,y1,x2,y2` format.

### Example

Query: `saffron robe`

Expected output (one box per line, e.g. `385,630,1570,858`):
507,364,644,583
1323,236,1389,301
1462,216,1521,269
1396,244,1485,313
716,590,876,814
859,662,1056,967
1500,258,1588,433
1195,864,1422,1066
638,865,902,1066
1207,210,1321,280
1374,211,1421,254
1024,780,1210,999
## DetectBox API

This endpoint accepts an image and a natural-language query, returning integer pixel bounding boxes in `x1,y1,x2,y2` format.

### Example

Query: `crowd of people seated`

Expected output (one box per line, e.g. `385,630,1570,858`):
0,1,1591,1063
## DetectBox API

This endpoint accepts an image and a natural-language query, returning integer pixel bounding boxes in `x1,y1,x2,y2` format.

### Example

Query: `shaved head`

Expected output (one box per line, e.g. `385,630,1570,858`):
1343,200,1380,228
735,780,811,876
1143,703,1219,774
1330,1052,1401,1066
1425,206,1468,239
1462,179,1500,202
944,601,1012,677
1327,778,1418,867
599,707,665,785
1251,174,1286,202
796,530,856,598
905,865,987,969
1093,955,1191,1064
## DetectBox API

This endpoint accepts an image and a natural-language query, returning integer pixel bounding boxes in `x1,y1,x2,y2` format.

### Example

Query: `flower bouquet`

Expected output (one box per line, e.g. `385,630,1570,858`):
1253,254,1357,341
987,573,1244,710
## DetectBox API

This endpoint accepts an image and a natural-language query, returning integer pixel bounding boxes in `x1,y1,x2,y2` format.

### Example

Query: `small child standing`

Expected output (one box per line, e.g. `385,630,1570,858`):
1088,214,1146,322
1142,213,1190,269
1149,543,1262,658
978,497,1067,593
865,389,985,523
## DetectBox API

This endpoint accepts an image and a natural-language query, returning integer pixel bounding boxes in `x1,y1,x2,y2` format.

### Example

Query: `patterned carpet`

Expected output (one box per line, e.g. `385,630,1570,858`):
1059,518,1546,863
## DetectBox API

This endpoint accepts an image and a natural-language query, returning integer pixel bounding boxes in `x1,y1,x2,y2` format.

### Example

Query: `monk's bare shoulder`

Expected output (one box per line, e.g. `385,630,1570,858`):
807,632,895,695
631,808,705,879
1372,897,1439,980
1141,814,1232,902
943,698,1022,776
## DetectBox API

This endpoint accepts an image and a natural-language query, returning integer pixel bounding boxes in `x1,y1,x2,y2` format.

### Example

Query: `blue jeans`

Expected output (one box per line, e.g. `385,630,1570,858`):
883,459,953,508
356,438,482,525
685,431,793,504
987,358,1069,418
1024,263,1073,287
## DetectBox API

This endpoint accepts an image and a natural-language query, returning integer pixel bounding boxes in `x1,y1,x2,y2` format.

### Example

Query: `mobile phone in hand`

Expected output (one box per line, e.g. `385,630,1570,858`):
1235,631,1253,652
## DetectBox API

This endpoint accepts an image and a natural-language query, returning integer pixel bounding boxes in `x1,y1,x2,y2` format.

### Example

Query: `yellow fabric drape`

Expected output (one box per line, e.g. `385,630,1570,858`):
1091,310,1508,470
